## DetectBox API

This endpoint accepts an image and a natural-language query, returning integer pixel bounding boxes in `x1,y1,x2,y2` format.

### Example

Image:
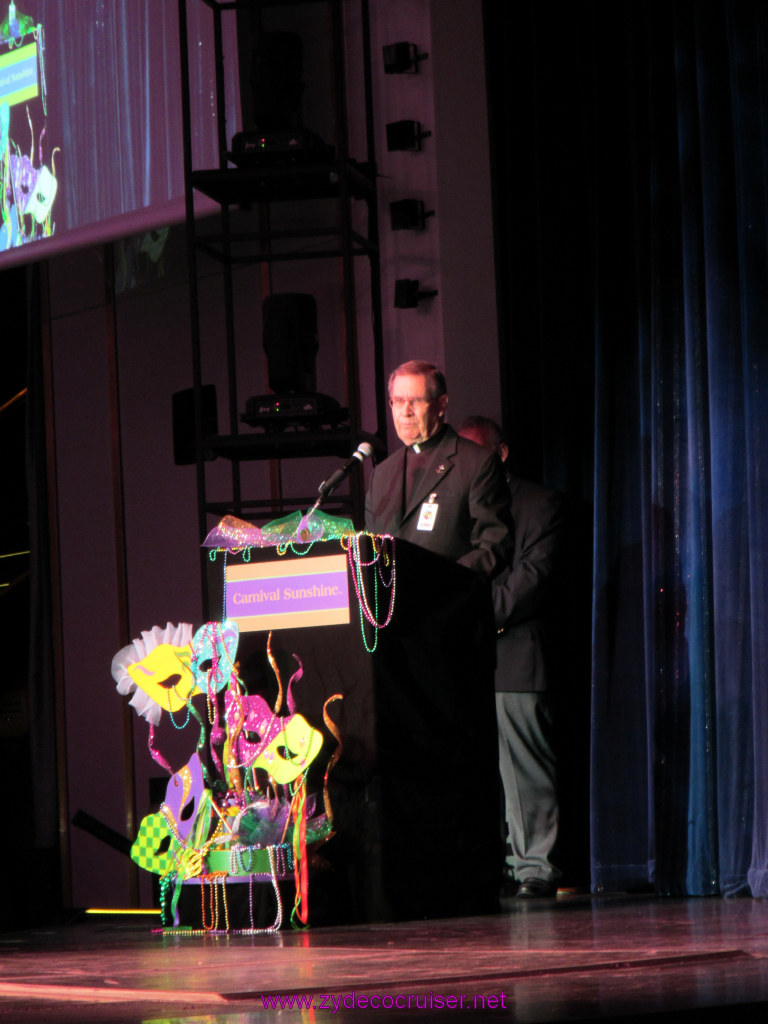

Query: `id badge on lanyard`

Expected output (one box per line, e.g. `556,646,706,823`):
417,493,439,531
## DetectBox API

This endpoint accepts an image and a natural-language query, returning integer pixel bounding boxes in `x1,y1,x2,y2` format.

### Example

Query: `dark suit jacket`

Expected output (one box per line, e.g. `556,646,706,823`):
364,425,513,577
493,475,566,692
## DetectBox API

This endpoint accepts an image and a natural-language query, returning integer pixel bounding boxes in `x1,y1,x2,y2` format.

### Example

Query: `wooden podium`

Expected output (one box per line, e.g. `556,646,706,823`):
206,535,502,923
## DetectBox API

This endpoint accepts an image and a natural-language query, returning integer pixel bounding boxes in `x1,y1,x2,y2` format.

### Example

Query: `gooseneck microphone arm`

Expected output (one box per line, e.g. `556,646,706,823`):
311,441,374,513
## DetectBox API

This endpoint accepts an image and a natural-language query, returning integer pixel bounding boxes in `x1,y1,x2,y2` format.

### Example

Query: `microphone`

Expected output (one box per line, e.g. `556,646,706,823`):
317,442,374,498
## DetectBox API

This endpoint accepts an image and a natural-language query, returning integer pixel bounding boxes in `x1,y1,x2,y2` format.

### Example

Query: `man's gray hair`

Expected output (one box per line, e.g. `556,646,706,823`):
388,360,447,400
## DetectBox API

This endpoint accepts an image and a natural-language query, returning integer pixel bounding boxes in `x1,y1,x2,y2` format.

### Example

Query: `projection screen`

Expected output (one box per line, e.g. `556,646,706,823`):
0,0,240,268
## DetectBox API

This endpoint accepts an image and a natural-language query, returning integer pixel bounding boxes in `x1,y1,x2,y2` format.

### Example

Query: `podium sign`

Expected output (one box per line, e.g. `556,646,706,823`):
225,553,350,632
0,41,39,108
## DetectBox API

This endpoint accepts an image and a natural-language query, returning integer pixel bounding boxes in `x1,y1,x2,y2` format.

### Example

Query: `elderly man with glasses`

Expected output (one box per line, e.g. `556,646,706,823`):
363,360,513,918
364,359,512,578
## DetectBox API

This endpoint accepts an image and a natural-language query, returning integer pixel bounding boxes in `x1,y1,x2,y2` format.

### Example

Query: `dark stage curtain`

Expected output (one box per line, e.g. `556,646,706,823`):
484,0,768,897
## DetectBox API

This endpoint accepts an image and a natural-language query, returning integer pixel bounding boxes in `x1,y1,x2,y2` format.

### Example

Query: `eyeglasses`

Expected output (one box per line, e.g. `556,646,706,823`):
389,396,434,410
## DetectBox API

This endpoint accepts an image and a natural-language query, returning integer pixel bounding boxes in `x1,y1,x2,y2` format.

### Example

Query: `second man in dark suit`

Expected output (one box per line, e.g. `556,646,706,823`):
459,415,566,899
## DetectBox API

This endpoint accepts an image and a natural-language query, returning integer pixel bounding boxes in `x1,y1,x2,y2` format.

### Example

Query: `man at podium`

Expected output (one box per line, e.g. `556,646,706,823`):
364,360,512,576
361,360,511,919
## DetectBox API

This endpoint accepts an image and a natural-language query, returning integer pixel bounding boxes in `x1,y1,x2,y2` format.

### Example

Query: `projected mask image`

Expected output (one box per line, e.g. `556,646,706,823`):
0,4,59,250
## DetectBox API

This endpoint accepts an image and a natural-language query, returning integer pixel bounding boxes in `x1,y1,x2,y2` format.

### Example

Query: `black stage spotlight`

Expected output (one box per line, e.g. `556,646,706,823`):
394,279,438,309
249,31,304,131
240,293,346,431
386,119,431,152
389,199,434,231
262,293,318,392
383,42,428,74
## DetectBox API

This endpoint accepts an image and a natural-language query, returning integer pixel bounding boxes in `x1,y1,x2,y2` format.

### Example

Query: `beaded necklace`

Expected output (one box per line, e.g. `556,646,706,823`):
167,683,192,730
200,872,230,932
154,846,284,935
217,546,253,621
343,532,396,652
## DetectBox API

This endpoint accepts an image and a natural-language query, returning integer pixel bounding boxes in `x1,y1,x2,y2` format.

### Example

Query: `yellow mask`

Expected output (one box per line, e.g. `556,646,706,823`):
252,713,324,784
125,643,199,713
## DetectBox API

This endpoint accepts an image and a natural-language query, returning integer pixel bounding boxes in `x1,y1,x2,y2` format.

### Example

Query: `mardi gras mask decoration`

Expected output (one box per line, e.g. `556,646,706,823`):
162,753,206,841
224,690,323,784
130,812,180,876
26,163,57,224
191,620,239,695
112,622,198,724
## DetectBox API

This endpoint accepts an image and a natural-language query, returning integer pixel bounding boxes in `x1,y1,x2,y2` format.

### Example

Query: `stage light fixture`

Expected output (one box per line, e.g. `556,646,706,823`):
394,279,438,309
386,119,431,152
248,31,304,131
262,293,318,392
240,293,346,431
382,42,428,74
389,199,434,232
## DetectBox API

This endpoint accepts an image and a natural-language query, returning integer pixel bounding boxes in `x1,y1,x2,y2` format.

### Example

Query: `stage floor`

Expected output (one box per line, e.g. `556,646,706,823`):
1,892,768,1023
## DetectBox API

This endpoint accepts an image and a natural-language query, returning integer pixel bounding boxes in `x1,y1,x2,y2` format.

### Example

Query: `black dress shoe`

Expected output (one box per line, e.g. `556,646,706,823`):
500,876,519,898
516,877,557,898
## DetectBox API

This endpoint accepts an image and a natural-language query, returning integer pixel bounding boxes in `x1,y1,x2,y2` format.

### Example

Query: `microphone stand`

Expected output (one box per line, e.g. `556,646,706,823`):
308,442,374,516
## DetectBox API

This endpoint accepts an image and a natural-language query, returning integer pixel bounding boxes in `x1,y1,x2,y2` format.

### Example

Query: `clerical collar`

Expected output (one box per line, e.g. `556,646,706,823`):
409,425,446,455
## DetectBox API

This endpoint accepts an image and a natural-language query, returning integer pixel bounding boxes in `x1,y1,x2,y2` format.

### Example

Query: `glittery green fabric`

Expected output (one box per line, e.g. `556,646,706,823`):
262,509,356,546
202,511,356,551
